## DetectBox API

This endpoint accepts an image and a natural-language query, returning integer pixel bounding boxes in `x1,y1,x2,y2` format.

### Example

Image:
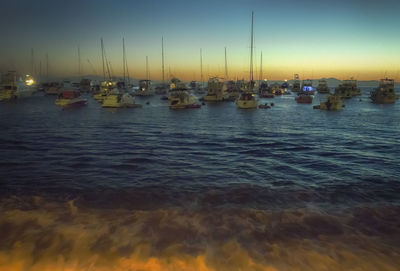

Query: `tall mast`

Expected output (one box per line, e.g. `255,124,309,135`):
78,45,81,77
224,47,228,79
259,51,263,84
250,11,254,85
146,56,148,80
122,37,126,83
46,53,49,80
31,48,34,76
162,37,165,83
200,48,203,88
39,61,42,82
101,38,105,80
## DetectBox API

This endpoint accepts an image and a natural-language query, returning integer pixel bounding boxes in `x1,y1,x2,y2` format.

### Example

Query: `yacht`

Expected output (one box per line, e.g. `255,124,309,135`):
317,79,330,94
203,77,226,102
0,72,36,101
317,94,343,110
135,80,154,96
300,79,314,95
370,78,397,104
168,79,200,109
102,88,141,108
335,79,360,98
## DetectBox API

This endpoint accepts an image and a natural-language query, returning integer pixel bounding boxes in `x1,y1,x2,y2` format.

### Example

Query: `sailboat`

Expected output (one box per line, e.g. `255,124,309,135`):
194,48,206,94
155,37,170,95
135,56,154,96
237,11,258,109
102,38,141,108
223,47,239,101
93,38,114,102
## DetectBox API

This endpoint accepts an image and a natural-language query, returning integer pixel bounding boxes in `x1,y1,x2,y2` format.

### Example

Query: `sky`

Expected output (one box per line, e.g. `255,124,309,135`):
0,0,399,81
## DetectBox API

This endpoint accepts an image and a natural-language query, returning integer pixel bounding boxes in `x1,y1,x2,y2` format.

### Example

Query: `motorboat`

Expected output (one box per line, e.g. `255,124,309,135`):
55,90,87,107
318,94,343,110
102,88,141,108
370,78,397,104
300,79,314,95
203,77,226,102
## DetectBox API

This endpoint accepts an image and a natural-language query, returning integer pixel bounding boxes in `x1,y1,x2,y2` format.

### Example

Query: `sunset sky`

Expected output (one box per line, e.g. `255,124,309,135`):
0,0,399,81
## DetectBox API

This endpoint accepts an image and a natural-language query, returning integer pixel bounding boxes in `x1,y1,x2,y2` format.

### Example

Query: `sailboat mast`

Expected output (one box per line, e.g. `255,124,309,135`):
146,56,149,80
162,37,165,83
200,48,203,88
78,45,81,77
224,47,228,79
259,51,263,83
101,38,106,81
46,53,49,80
31,48,34,76
122,38,126,83
250,11,254,84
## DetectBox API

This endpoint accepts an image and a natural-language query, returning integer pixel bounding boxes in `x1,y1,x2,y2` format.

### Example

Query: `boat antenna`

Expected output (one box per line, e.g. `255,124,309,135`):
101,38,106,81
224,47,228,80
162,37,165,84
250,11,254,90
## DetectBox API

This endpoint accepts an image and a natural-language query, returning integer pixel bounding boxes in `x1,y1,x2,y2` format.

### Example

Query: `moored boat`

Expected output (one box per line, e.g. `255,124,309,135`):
135,80,154,96
318,94,343,110
300,79,314,95
237,12,258,109
317,79,330,94
292,74,301,92
335,79,360,98
370,78,397,104
0,72,36,101
295,93,313,104
102,89,141,108
55,90,87,107
203,77,226,102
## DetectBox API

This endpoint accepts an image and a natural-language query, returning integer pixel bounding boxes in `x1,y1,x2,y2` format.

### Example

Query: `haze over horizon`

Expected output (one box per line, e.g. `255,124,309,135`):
1,0,399,81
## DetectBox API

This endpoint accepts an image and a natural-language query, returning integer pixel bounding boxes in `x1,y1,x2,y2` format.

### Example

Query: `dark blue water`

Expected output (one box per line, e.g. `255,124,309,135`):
0,89,399,270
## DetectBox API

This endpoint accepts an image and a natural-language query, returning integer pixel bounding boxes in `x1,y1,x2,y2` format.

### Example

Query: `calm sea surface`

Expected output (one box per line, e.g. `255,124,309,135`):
0,88,399,270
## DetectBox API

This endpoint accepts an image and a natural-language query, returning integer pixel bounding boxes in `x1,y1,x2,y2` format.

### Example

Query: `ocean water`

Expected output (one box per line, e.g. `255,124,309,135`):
0,88,399,271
